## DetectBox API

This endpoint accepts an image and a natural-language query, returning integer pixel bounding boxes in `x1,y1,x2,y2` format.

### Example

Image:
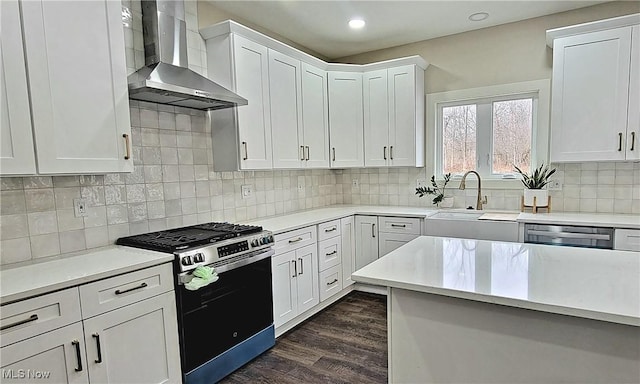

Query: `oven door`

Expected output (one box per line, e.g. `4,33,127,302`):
176,256,273,374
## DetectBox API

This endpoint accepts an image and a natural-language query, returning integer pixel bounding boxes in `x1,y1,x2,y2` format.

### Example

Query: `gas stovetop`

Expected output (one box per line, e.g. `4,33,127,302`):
116,222,264,253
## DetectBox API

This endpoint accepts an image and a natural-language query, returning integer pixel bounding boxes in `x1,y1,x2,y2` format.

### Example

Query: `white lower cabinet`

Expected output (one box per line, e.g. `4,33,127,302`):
355,215,379,270
272,242,319,328
319,265,343,302
316,219,345,302
341,216,357,288
378,216,422,257
378,232,420,257
0,263,181,384
615,229,640,251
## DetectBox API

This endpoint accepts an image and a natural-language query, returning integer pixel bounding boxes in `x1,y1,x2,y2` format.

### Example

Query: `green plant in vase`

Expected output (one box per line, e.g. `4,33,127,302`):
416,173,452,206
514,163,556,207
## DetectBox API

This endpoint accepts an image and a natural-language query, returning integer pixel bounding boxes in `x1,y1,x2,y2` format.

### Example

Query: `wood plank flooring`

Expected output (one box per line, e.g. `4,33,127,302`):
220,292,387,384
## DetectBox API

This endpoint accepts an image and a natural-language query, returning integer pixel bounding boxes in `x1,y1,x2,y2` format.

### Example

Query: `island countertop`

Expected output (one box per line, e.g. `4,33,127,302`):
352,236,640,326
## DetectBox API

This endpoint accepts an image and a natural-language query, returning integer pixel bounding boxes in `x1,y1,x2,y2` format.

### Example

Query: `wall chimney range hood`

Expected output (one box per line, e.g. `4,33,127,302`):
127,0,247,110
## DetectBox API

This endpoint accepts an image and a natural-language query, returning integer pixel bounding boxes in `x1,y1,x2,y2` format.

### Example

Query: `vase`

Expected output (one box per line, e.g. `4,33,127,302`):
523,189,548,207
440,196,454,208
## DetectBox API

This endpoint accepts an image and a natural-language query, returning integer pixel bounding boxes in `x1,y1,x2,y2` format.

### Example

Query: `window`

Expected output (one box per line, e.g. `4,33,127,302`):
427,80,550,183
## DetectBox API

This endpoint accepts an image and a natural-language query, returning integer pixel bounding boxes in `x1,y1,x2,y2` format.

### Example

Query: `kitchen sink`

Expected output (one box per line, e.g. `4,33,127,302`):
426,210,520,242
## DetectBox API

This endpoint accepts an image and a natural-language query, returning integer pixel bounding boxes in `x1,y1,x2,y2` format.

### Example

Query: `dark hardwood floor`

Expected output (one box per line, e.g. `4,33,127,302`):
220,292,387,384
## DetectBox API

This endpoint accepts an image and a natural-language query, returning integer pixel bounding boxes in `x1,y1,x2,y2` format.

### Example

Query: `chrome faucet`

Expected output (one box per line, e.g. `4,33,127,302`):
459,171,488,210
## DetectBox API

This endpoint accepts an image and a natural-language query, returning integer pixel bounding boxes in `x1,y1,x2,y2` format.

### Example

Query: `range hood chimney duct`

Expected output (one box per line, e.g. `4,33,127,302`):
127,0,247,110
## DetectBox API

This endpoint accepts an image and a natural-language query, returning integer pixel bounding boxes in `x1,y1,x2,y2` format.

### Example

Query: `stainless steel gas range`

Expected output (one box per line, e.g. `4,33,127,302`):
117,222,275,384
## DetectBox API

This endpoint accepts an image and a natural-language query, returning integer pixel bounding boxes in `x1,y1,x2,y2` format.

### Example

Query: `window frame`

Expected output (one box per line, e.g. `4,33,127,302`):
426,80,551,189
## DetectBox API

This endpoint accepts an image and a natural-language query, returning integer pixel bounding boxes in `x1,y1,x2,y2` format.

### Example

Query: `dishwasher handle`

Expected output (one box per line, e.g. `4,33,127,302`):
526,229,611,241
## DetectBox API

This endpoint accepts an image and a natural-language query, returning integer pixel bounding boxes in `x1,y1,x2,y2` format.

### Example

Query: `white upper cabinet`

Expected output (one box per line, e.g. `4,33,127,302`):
19,0,132,174
548,15,640,162
301,64,330,168
207,34,273,170
328,71,364,168
269,50,303,169
364,65,424,167
0,0,36,175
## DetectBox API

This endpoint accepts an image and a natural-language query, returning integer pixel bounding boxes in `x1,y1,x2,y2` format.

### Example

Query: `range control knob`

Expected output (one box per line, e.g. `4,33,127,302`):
260,237,268,245
194,253,204,263
268,235,274,243
181,256,192,266
251,239,260,247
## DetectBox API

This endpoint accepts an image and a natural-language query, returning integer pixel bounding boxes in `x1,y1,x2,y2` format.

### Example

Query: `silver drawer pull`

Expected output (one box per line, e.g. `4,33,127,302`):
527,230,611,241
324,227,337,232
391,224,407,228
326,250,337,256
115,282,148,295
1,314,38,331
288,237,303,244
327,279,339,286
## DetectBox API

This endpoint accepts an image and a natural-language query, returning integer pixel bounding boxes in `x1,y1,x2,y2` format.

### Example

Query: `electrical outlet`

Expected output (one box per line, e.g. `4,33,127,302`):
297,183,304,192
73,198,88,217
548,179,562,191
241,184,253,199
352,179,359,187
416,179,427,188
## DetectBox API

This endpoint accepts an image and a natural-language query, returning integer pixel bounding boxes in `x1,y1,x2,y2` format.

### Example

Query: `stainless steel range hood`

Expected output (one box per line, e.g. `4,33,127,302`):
127,0,247,110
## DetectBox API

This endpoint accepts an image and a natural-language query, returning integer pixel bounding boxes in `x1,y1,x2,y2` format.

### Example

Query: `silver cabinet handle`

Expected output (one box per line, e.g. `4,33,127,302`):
327,279,339,286
631,132,636,151
298,258,303,275
391,223,406,228
1,314,38,331
527,230,611,240
372,223,376,238
242,141,248,160
324,227,337,232
122,134,131,160
326,250,337,256
305,146,310,161
93,333,103,364
300,145,305,160
288,237,303,243
332,147,336,162
72,340,83,372
618,133,623,151
292,260,297,277
390,145,394,160
383,146,387,160
115,282,147,295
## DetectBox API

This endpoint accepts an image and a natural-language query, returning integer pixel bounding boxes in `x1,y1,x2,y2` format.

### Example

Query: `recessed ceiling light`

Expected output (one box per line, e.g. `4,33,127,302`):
349,19,366,29
469,12,489,22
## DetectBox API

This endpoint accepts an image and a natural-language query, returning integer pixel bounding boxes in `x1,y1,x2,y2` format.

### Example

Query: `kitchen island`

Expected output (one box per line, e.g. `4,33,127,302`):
352,236,640,383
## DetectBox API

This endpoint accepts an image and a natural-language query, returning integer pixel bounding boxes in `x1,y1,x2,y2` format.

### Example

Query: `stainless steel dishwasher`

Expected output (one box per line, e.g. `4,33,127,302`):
524,223,614,249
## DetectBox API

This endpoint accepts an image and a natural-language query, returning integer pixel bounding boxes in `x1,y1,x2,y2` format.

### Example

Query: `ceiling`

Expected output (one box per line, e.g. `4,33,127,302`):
206,1,610,59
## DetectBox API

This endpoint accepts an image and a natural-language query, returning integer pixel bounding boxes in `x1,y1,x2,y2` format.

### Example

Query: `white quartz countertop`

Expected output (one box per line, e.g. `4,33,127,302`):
244,205,438,234
517,212,640,229
352,236,640,326
0,246,173,304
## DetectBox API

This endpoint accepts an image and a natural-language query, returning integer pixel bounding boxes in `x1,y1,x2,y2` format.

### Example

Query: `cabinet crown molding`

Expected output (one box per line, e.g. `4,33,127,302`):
546,13,640,47
200,19,428,71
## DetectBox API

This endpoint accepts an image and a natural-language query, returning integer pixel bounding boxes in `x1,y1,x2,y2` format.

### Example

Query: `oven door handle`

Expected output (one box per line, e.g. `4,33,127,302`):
526,230,611,241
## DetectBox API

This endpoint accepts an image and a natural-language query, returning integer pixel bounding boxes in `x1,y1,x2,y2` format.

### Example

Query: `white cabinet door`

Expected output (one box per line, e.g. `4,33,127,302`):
378,232,420,257
21,0,132,174
301,63,330,168
341,216,356,288
82,292,181,384
233,35,273,169
550,27,632,162
272,250,297,328
627,25,640,161
295,244,319,314
328,71,364,168
1,323,89,384
269,50,303,169
389,65,422,167
355,215,379,270
0,0,36,175
363,69,389,167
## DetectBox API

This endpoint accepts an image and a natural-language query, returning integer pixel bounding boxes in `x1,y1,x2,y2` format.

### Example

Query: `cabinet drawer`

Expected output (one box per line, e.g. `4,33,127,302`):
79,263,173,318
1,287,81,347
318,220,341,241
274,226,317,254
318,236,342,272
615,229,640,251
378,216,421,235
319,265,343,302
